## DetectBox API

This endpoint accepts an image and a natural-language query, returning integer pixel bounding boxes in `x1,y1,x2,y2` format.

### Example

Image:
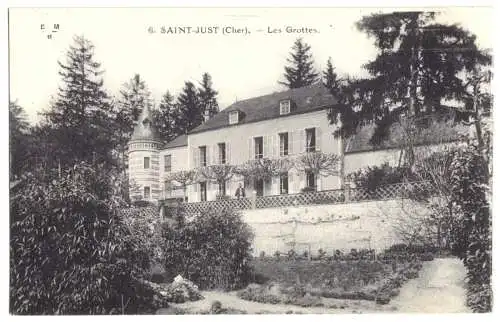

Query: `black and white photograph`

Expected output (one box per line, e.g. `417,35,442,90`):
7,5,494,315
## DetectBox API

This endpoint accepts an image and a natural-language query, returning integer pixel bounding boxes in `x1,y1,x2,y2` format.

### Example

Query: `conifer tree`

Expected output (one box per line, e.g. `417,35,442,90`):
177,81,203,133
152,91,183,142
42,35,117,169
198,72,219,118
322,57,342,96
279,38,319,89
9,101,30,178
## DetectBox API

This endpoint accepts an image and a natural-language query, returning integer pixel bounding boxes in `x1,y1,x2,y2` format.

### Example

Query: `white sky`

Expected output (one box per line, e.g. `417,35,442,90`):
8,7,493,124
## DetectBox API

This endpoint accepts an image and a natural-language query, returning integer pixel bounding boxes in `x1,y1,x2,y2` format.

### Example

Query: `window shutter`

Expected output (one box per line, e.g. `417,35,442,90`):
288,131,294,155
264,136,270,158
248,138,253,160
288,172,294,193
211,145,217,165
299,171,306,190
299,129,306,154
193,148,199,168
226,142,231,164
272,135,278,158
316,175,322,191
316,127,322,152
272,176,278,195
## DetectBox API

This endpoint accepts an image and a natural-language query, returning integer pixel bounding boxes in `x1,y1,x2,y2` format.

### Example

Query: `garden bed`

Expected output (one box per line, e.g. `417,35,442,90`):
240,257,424,305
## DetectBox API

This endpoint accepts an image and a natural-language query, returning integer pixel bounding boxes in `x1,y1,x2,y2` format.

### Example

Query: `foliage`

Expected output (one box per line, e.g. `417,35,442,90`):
447,144,491,312
199,164,235,185
9,162,165,314
322,57,342,96
40,35,118,170
9,101,31,179
234,158,276,181
176,81,203,133
163,208,254,290
294,151,340,176
347,162,414,190
279,38,319,89
165,170,198,201
198,72,219,118
152,91,182,142
328,11,491,146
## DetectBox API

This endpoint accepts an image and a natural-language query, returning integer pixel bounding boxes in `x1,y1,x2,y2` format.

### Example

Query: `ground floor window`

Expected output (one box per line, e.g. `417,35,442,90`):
254,179,264,197
306,171,316,190
144,186,151,199
280,173,288,195
218,181,226,196
200,182,207,201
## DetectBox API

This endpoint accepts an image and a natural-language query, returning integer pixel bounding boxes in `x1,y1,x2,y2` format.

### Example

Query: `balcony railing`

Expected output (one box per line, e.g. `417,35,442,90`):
182,181,432,215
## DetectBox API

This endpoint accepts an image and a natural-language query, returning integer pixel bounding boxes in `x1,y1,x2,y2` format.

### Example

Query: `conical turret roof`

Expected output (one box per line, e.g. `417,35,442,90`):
130,105,161,142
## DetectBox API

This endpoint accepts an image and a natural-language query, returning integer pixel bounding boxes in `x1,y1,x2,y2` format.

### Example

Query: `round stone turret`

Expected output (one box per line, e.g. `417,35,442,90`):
128,105,162,203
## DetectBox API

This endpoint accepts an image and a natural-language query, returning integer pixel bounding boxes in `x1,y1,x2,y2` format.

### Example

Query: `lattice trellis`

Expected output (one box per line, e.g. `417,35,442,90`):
182,181,432,215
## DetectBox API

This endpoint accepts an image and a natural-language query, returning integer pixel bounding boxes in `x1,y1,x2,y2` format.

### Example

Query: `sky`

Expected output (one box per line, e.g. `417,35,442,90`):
8,7,493,124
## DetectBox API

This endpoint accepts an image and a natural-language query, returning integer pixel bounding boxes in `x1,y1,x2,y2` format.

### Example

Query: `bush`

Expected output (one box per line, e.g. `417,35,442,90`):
300,186,316,193
163,207,254,290
10,163,161,314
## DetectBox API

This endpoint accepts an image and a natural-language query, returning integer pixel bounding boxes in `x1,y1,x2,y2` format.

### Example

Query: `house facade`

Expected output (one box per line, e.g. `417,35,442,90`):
128,83,469,204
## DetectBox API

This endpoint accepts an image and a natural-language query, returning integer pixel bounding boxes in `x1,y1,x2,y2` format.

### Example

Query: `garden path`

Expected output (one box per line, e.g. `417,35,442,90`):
390,257,470,313
158,257,470,314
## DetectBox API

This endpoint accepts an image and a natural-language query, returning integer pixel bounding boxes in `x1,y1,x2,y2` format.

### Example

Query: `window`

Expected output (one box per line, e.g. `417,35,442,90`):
280,100,291,115
144,186,151,199
280,173,289,195
218,181,226,196
306,171,316,190
164,155,172,172
144,157,150,169
164,181,172,197
279,132,289,157
254,137,263,159
199,146,207,167
218,143,226,164
305,128,316,152
229,111,239,124
254,179,264,197
200,182,207,201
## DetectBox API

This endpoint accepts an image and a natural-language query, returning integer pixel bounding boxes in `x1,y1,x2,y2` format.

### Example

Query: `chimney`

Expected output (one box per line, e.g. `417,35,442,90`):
203,109,211,122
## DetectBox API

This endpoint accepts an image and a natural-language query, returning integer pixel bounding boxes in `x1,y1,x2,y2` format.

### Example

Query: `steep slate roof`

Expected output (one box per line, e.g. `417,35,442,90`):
163,134,188,149
189,83,338,134
345,120,471,154
130,105,162,142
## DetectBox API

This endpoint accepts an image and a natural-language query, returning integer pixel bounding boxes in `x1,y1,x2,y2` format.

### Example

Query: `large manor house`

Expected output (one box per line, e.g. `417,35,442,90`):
128,83,467,205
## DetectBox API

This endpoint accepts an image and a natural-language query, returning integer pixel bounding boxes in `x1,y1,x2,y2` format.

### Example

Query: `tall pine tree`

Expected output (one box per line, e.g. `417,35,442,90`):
279,38,319,89
177,81,203,133
42,35,117,169
115,74,153,164
322,57,342,96
198,72,219,118
329,12,491,147
9,101,30,178
152,91,183,142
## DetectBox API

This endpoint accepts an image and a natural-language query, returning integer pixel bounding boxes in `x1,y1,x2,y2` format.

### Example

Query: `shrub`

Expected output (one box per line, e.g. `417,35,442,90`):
259,251,266,260
317,248,326,260
163,207,254,290
287,249,297,260
274,251,281,261
10,163,161,314
300,186,316,193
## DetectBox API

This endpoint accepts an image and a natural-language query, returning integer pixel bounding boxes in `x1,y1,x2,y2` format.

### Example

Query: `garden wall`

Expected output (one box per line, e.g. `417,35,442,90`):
239,199,432,256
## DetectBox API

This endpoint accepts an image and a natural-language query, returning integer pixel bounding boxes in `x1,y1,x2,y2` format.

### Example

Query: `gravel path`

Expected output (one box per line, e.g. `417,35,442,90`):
158,257,470,314
389,257,470,313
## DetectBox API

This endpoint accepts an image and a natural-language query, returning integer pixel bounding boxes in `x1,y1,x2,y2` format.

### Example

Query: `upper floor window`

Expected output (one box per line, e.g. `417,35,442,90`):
305,128,316,152
164,154,172,172
254,137,263,159
199,146,207,167
279,132,289,157
229,111,239,125
218,143,226,164
144,157,150,169
280,100,291,115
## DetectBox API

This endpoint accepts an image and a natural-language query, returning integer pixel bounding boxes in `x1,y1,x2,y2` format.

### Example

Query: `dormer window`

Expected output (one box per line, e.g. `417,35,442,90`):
280,100,291,115
229,111,239,125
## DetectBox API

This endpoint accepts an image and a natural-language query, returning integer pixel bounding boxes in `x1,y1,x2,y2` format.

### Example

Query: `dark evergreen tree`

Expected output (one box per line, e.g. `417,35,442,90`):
152,91,183,142
279,38,319,89
177,81,203,133
328,12,491,146
198,72,219,118
9,101,30,179
322,57,342,96
115,74,153,165
41,35,117,169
